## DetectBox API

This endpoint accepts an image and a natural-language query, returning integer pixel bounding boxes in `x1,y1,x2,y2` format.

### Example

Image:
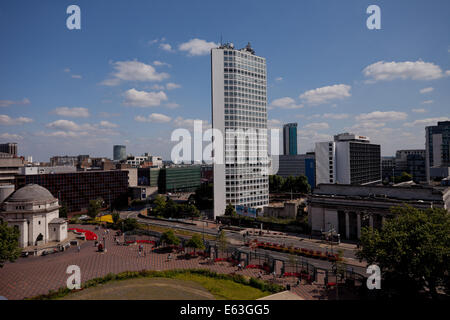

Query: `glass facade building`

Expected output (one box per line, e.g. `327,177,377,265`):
283,123,298,155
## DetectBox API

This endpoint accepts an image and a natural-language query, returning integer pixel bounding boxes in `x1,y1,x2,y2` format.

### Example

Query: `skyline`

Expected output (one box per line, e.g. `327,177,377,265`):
1,0,450,162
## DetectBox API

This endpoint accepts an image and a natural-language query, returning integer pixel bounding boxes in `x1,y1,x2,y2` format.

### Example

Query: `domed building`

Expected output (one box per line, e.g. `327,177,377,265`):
0,184,67,248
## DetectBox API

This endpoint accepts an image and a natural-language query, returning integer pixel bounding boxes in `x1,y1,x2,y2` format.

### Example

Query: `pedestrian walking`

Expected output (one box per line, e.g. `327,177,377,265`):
77,245,80,252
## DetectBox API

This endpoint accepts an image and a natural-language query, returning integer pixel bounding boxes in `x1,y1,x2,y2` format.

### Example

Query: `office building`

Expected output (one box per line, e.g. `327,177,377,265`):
283,123,298,155
50,156,78,167
113,145,127,162
138,166,201,193
15,170,129,213
211,42,269,217
0,154,24,185
381,156,395,181
315,133,381,186
426,121,450,181
277,153,315,187
0,143,18,156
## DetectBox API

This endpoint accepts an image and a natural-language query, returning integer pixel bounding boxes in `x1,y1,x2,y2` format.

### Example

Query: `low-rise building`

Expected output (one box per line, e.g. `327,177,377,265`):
264,199,304,219
0,184,68,248
308,184,450,240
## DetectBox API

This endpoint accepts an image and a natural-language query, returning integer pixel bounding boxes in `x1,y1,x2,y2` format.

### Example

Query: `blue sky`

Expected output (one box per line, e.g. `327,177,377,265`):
0,0,449,161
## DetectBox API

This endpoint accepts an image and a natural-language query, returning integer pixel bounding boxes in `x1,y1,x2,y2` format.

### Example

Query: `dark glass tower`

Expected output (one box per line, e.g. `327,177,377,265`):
283,123,298,155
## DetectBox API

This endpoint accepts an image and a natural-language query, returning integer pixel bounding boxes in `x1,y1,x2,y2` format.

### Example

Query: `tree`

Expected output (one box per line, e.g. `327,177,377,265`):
87,198,102,219
112,211,120,224
0,220,21,267
160,230,180,246
164,198,179,218
356,205,450,299
293,175,311,194
394,172,413,184
186,234,205,252
153,195,167,216
122,218,138,232
224,203,237,217
184,204,200,219
269,175,284,193
216,230,228,253
59,202,68,219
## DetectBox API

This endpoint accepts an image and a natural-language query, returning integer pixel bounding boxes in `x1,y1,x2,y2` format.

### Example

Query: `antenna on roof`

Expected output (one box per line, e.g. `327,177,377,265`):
220,34,223,46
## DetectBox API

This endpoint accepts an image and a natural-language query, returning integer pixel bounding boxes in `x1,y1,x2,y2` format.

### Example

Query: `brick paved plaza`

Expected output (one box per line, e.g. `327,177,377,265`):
0,225,329,300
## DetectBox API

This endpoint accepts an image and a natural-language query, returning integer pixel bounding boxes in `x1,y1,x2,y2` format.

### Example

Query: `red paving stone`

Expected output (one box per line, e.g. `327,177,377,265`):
0,225,328,300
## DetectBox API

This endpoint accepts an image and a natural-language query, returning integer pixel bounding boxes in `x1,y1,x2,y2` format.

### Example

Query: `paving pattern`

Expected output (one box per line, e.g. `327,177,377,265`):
0,225,328,300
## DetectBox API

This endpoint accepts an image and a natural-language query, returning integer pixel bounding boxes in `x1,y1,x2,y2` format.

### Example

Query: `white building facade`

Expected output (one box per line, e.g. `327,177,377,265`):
211,43,269,218
315,133,381,186
0,184,67,248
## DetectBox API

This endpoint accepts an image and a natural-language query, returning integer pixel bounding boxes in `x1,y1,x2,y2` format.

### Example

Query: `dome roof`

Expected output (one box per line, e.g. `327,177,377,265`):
7,184,56,203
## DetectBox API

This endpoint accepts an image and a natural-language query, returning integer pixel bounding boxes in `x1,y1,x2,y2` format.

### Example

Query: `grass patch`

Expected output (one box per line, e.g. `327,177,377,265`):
28,269,284,300
138,223,216,241
170,273,270,300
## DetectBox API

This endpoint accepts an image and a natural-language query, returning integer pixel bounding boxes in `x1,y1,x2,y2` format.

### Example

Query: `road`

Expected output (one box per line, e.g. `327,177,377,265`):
121,209,366,272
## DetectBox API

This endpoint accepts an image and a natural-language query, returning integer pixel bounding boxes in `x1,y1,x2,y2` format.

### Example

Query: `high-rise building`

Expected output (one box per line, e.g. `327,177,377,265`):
211,42,269,217
113,145,127,162
425,121,450,182
0,143,17,156
315,133,381,186
283,123,298,155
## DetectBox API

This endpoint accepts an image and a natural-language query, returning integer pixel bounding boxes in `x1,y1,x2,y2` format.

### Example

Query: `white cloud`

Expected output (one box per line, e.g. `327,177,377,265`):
159,43,173,52
355,111,408,122
349,121,386,130
299,84,351,105
173,116,210,128
165,102,180,109
99,120,118,128
153,60,171,67
44,120,120,137
303,122,329,130
101,60,169,86
179,39,219,56
275,77,283,82
71,74,82,79
363,60,446,82
412,108,427,113
322,113,350,120
0,98,30,107
135,113,172,123
404,117,450,127
422,100,434,105
268,119,282,128
123,89,168,107
63,68,71,73
0,133,23,140
419,87,434,94
46,119,81,131
271,97,304,109
52,107,90,118
150,84,165,90
166,82,181,90
0,115,33,125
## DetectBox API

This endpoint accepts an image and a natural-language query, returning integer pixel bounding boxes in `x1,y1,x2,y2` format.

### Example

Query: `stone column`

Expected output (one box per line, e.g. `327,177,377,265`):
345,211,350,239
369,214,374,228
357,213,361,239
381,216,386,228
